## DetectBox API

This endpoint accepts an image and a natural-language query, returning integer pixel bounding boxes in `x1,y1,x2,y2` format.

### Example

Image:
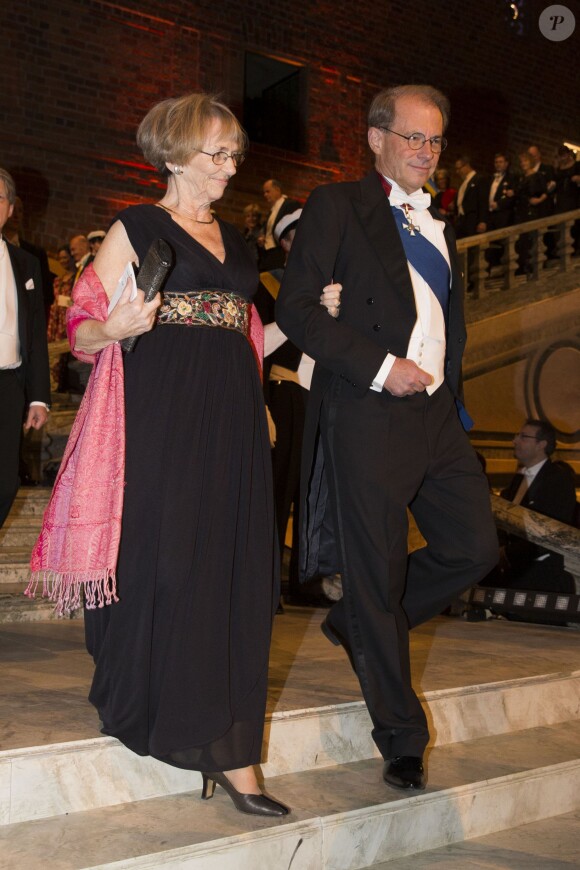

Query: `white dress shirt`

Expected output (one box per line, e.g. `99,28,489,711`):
0,236,21,369
371,177,449,396
264,196,287,250
488,172,504,209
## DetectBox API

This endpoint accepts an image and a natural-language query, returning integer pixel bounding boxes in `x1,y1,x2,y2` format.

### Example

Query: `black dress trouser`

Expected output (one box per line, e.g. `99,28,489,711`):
0,370,26,528
320,378,498,759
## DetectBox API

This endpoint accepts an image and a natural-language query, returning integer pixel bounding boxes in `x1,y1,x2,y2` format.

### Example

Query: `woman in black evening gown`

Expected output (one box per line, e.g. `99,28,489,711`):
75,94,288,816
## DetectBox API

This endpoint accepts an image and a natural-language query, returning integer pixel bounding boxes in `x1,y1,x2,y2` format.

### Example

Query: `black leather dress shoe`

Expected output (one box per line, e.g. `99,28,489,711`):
383,756,426,790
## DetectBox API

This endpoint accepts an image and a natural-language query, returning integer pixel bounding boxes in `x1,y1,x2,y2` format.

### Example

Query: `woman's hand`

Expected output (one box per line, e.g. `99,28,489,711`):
74,280,161,355
104,281,161,342
320,282,342,318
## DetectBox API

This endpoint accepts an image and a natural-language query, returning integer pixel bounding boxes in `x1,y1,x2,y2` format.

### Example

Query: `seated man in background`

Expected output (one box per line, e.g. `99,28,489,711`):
484,419,577,595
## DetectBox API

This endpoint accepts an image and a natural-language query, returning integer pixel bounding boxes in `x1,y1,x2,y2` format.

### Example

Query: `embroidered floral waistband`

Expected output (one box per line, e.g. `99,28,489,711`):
158,290,249,335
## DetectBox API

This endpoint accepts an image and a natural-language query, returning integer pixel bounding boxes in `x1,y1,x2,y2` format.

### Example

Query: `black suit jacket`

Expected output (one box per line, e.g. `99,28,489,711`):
455,173,488,238
277,170,465,400
18,239,54,316
7,241,51,406
501,460,577,567
486,171,517,230
277,171,466,577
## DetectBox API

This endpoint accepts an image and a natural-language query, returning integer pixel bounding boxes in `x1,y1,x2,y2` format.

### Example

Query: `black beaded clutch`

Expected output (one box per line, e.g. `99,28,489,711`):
121,238,174,352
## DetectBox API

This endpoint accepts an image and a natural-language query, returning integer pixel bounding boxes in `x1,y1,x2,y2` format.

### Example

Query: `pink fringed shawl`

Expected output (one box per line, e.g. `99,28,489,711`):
27,264,264,616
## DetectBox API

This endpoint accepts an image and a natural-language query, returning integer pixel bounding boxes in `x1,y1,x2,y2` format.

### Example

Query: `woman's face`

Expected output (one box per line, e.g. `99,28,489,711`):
57,249,72,270
435,172,448,190
519,154,532,172
180,117,241,204
244,211,259,229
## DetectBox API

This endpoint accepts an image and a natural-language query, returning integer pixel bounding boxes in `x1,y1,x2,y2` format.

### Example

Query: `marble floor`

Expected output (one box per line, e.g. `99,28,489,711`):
369,809,580,868
1,607,579,752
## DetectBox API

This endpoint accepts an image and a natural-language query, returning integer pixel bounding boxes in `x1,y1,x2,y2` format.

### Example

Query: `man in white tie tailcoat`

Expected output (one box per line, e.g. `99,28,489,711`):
276,85,498,790
0,169,50,527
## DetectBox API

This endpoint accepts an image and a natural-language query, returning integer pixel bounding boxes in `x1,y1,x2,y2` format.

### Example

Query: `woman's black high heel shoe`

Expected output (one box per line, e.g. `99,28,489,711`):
201,771,289,816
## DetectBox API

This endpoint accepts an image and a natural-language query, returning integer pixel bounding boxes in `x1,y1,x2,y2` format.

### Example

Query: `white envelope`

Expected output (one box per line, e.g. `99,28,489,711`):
25,278,35,290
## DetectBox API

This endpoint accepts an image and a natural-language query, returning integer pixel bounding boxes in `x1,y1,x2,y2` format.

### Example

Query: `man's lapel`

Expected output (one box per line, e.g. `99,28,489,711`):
354,172,416,316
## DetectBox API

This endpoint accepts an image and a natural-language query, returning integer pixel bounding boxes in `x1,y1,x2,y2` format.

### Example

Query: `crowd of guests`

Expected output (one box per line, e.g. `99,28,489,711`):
427,144,580,237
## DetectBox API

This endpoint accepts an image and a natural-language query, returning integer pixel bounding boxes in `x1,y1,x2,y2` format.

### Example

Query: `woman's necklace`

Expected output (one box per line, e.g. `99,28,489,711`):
157,202,215,225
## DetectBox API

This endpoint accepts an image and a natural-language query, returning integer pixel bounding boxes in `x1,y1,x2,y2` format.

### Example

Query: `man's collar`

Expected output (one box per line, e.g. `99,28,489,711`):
523,458,548,476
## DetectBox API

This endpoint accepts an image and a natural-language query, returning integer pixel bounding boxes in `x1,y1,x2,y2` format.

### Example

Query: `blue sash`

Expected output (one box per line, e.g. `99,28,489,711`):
391,205,474,431
391,206,450,324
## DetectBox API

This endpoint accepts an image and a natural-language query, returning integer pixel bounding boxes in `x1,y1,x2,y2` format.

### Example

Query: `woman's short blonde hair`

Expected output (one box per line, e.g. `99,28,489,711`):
137,93,248,175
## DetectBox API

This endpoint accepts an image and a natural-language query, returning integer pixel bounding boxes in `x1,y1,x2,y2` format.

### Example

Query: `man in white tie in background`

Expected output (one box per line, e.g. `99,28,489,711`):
0,169,50,527
277,85,497,791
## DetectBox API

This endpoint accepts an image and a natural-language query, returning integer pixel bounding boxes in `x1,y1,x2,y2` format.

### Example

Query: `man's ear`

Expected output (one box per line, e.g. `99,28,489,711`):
368,127,382,156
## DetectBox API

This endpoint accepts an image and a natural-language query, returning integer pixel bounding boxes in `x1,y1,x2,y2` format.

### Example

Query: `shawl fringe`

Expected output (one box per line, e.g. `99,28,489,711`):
25,569,119,616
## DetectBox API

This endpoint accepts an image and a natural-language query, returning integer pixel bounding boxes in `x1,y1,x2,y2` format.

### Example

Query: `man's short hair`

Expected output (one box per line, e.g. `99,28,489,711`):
368,85,450,132
0,168,16,204
494,152,509,161
265,178,282,191
456,155,472,168
526,418,556,455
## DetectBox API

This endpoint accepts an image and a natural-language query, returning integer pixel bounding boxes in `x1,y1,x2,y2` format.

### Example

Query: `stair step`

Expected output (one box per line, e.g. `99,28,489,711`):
2,670,579,825
0,585,80,623
365,808,580,868
0,552,35,586
8,489,51,516
1,721,579,869
0,525,41,548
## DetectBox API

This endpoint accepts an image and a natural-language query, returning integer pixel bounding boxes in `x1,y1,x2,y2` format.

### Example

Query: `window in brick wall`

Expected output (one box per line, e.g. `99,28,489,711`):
244,52,307,153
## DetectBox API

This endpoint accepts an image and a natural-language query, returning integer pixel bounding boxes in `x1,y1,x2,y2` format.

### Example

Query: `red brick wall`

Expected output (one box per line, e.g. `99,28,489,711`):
1,0,578,251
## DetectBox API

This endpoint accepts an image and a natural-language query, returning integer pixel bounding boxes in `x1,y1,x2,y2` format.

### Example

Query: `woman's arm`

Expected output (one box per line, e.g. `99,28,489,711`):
74,221,161,354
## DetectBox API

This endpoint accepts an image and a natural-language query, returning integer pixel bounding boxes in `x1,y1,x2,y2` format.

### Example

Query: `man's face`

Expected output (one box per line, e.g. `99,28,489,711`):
0,181,14,233
494,155,508,173
528,146,541,165
69,236,89,262
454,159,470,180
263,181,281,206
513,424,546,467
369,96,443,194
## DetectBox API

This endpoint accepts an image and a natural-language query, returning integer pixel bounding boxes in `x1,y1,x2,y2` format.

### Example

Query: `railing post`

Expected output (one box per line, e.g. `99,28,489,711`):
503,233,518,291
558,219,574,271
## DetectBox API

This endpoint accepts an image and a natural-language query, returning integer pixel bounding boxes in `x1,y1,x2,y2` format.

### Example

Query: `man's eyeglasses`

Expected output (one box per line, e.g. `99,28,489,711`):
378,127,447,153
514,433,539,441
196,149,246,168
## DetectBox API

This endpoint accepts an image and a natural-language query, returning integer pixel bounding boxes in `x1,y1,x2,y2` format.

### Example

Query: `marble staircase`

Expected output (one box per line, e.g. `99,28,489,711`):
0,488,63,623
1,614,579,869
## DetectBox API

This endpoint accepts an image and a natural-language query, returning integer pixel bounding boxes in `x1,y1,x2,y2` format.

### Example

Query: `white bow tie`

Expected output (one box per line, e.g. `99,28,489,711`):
389,188,432,211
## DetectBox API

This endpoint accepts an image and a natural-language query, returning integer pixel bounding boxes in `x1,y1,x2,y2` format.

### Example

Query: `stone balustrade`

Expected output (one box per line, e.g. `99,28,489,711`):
457,208,580,299
491,493,580,580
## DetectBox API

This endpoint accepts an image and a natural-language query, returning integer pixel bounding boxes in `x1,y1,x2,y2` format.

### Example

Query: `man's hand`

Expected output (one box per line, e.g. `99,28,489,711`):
104,284,161,342
320,282,342,318
476,222,487,233
24,406,49,431
384,358,433,397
